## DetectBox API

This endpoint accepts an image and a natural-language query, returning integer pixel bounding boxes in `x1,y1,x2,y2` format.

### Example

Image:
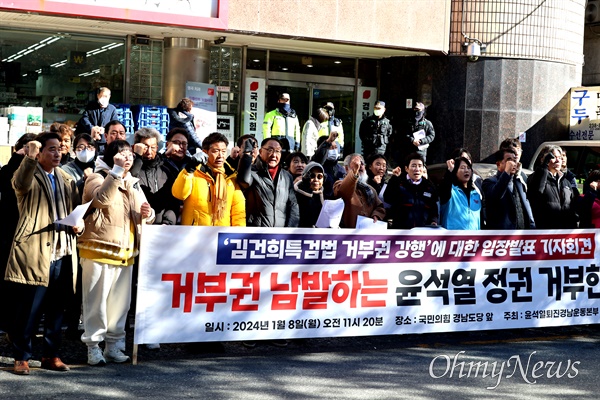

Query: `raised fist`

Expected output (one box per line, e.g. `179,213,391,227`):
25,141,42,159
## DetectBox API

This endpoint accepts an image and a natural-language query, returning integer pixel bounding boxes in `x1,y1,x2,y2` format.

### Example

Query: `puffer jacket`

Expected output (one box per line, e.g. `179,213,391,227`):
237,154,300,227
172,162,246,226
78,158,155,256
5,156,79,288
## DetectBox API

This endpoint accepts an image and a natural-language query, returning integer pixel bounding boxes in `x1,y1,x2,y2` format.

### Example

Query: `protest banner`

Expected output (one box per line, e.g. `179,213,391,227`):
134,227,599,345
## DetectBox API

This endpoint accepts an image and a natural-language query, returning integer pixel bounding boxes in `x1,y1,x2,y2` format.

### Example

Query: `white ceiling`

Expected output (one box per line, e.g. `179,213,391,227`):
0,10,428,59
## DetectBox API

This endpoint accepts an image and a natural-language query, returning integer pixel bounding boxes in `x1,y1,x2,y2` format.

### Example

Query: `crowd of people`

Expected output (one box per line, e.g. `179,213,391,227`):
0,94,598,376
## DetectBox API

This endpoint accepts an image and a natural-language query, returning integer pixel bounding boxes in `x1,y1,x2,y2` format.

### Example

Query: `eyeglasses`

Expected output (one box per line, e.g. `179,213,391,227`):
75,144,95,151
261,147,282,155
310,173,324,180
170,140,188,148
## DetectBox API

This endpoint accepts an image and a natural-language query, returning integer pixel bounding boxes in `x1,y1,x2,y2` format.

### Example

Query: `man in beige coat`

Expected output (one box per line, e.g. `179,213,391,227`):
4,131,83,375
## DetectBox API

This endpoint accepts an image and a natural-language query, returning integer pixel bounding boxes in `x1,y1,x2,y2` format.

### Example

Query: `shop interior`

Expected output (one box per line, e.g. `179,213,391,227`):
0,29,125,128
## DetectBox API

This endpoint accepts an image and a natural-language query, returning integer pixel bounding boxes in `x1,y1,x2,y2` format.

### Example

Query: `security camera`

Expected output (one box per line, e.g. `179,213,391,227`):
214,36,226,45
466,42,480,62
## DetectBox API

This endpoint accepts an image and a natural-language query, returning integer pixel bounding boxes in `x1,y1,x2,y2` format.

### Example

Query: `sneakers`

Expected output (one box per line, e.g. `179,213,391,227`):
145,343,160,350
104,345,130,363
115,338,126,352
87,346,106,366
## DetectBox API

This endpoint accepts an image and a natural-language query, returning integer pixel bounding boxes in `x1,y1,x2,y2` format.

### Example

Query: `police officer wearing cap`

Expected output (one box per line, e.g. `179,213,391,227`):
262,93,301,154
359,100,393,158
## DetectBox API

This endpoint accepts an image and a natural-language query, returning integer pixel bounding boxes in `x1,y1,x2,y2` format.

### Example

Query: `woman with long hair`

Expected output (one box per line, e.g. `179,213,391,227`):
439,156,482,230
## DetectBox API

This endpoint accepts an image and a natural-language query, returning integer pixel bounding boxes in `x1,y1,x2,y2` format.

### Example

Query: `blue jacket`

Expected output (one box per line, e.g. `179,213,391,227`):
440,184,481,230
483,171,535,229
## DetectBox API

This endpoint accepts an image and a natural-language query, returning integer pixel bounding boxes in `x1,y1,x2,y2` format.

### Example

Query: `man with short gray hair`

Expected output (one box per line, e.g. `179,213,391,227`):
131,127,178,225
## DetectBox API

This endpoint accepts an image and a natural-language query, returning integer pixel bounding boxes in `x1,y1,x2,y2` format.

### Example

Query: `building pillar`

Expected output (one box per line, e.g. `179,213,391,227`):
163,38,209,107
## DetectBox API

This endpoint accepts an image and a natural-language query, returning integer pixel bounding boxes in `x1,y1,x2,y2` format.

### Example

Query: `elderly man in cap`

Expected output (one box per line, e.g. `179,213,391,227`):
359,100,393,159
263,92,301,154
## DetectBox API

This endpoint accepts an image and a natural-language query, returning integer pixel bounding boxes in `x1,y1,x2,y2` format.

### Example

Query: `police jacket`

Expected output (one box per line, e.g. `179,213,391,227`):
263,108,301,151
359,114,392,156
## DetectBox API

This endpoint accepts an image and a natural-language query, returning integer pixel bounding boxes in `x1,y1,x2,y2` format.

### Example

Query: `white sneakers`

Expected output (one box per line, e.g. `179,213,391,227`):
88,343,130,365
104,344,131,363
87,346,106,366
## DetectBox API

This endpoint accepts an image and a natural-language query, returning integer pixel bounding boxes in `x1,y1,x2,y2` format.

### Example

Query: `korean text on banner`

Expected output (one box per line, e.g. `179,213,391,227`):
134,227,599,345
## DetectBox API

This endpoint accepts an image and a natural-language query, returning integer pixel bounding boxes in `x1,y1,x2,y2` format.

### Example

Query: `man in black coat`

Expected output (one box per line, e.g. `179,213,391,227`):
76,87,119,137
359,100,392,158
384,153,438,229
484,148,535,230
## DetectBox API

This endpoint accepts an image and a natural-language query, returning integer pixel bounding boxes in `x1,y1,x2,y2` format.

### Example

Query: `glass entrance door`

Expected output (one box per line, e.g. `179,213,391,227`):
267,81,354,156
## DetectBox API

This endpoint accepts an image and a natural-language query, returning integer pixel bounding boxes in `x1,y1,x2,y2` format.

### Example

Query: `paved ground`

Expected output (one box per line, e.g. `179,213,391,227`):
0,325,598,399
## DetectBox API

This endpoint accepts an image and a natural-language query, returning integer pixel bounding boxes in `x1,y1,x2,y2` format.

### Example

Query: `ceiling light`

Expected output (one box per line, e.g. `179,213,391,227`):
306,65,313,68
334,60,341,64
282,67,288,71
253,59,260,62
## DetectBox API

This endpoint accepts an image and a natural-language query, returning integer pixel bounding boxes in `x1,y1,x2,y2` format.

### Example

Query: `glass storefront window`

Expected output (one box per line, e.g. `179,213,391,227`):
0,29,125,128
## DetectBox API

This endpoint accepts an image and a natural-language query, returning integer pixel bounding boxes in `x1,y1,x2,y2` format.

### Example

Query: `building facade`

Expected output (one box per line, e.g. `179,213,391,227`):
0,0,586,164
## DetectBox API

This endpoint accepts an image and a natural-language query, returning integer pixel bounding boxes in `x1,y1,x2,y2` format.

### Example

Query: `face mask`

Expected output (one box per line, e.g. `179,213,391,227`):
327,148,339,161
415,110,424,120
76,149,95,163
373,109,383,117
98,97,109,108
279,103,291,113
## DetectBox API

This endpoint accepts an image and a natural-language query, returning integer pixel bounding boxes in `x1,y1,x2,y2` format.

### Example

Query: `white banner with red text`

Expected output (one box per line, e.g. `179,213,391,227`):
133,226,600,344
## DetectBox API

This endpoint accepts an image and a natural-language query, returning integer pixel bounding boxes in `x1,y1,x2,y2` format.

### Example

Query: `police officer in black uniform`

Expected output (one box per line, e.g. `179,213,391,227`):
359,100,393,158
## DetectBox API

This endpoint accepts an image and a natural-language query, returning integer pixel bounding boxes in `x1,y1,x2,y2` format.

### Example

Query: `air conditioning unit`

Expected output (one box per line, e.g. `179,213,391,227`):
586,0,600,24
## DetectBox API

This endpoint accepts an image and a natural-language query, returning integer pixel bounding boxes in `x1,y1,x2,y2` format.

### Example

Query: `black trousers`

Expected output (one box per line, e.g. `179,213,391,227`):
9,256,72,361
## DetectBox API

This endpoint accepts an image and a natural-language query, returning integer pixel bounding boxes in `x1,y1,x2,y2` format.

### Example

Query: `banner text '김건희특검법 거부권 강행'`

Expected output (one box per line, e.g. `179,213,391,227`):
133,226,599,345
